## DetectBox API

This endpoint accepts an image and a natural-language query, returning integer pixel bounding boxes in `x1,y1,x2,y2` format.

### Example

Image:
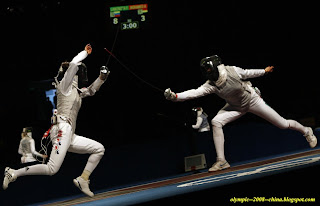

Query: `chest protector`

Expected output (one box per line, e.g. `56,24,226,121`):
199,113,210,129
55,83,82,133
20,138,32,155
212,66,252,112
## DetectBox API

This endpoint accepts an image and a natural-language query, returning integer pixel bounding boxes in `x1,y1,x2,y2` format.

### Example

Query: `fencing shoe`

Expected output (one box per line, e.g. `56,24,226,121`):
208,158,230,172
304,127,317,148
73,176,94,197
3,167,17,190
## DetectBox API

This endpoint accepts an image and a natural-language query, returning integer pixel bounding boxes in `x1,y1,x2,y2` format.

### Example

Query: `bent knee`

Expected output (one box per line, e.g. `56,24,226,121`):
47,163,61,176
96,144,105,156
211,119,224,128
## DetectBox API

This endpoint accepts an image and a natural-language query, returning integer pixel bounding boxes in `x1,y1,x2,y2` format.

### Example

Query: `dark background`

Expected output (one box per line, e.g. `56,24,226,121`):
0,0,319,203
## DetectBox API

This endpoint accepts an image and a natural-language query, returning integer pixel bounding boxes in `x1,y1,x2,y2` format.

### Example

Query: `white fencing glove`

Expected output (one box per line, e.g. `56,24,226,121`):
164,88,177,101
100,66,110,81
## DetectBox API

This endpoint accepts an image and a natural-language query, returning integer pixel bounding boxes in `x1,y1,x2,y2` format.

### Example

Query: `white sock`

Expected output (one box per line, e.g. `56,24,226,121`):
80,170,91,181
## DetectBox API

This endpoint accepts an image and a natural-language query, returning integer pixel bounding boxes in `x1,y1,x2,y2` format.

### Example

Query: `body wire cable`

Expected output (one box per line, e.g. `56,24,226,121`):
104,48,164,93
106,24,121,67
104,24,164,93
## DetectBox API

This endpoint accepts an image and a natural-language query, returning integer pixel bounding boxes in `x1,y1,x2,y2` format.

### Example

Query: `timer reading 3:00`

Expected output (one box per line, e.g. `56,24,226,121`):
121,21,139,30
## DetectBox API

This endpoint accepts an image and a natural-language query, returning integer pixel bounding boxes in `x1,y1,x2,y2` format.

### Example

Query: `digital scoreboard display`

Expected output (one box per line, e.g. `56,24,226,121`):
110,4,148,30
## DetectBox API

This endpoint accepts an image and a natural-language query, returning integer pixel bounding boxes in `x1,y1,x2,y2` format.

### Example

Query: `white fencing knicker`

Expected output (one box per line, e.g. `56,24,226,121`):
14,117,105,177
211,88,308,160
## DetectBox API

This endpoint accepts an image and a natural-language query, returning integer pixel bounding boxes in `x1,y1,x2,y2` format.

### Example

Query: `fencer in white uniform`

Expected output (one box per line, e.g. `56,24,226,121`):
3,44,109,197
192,107,210,132
165,55,317,172
18,127,47,163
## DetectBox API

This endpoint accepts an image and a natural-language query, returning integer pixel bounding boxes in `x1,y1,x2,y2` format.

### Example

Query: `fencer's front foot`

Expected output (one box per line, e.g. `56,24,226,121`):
73,176,94,197
208,158,230,172
3,167,17,190
304,127,317,148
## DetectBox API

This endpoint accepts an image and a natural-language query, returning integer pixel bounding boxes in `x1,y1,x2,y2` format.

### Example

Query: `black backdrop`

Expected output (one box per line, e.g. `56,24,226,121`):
0,0,318,165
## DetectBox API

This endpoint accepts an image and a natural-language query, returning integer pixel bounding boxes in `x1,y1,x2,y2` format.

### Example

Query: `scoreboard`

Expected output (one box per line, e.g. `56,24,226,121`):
110,3,148,30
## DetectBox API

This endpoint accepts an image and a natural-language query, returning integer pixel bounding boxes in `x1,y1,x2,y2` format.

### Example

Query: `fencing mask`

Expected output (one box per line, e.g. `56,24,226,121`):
77,63,88,88
55,62,88,88
200,55,222,81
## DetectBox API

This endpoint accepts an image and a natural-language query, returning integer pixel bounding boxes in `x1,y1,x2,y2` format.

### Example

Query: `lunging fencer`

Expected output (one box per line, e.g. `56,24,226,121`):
3,44,110,197
164,55,317,172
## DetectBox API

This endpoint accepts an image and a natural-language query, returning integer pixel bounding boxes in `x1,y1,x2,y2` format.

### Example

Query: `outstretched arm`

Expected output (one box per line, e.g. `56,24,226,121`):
164,81,216,102
70,44,91,65
80,66,110,98
60,44,92,95
234,66,274,80
264,66,274,73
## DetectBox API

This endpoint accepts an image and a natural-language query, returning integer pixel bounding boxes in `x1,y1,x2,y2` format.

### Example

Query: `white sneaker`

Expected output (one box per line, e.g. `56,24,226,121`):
304,127,317,148
208,158,230,172
73,176,94,197
3,167,17,190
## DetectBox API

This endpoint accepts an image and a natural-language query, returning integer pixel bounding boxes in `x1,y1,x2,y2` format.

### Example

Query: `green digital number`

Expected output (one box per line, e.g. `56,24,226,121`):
121,21,139,30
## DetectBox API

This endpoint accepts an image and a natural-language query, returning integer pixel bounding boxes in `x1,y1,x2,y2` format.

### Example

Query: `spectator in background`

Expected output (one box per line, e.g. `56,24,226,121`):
18,127,47,163
192,107,210,132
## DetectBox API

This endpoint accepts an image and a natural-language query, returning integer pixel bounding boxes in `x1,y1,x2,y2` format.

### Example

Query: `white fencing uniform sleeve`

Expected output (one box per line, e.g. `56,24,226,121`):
233,66,265,80
71,50,88,65
60,51,88,95
59,63,78,95
192,117,203,129
176,81,216,101
80,77,105,98
18,140,23,155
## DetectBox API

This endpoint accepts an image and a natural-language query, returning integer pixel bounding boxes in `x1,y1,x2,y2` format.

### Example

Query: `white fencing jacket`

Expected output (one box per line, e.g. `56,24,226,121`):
54,51,105,133
18,137,43,163
177,65,265,112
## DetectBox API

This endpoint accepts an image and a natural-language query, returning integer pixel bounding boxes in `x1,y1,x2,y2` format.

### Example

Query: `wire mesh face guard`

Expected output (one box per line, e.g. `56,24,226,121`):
200,55,222,81
22,127,32,133
22,127,32,138
192,107,202,112
192,107,203,117
56,62,88,87
77,63,88,88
